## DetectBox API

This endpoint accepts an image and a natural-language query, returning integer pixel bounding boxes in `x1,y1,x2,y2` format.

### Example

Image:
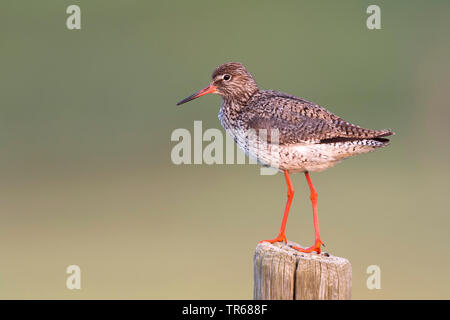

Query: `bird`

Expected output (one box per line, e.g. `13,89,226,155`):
177,62,393,254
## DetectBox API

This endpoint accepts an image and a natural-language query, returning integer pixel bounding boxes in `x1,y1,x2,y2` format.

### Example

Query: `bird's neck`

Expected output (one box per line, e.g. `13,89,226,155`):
222,87,259,111
221,99,241,116
218,99,242,131
219,85,259,130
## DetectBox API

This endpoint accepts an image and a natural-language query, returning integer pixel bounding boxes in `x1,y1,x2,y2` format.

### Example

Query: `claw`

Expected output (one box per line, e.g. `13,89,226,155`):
290,239,323,254
259,233,287,245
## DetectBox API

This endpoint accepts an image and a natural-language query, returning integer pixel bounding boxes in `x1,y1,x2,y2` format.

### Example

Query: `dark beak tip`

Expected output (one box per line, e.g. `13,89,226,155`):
176,96,192,106
176,84,216,107
176,93,198,106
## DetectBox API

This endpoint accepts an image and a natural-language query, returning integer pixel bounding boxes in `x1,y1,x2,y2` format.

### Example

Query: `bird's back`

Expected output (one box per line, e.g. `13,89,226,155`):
243,90,393,144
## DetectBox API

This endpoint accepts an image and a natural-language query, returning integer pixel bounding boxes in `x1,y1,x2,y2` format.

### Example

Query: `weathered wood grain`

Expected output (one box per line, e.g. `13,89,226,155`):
254,241,351,300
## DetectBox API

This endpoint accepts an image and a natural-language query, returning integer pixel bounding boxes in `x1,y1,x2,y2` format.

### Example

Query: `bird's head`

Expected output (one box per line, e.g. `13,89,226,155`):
177,62,259,106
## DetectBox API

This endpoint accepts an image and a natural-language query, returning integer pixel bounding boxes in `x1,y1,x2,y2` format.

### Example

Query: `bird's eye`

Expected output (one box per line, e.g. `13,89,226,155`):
223,74,231,81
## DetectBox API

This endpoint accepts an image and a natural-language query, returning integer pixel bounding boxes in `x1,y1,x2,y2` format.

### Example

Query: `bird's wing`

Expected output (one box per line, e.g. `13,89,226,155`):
244,90,393,145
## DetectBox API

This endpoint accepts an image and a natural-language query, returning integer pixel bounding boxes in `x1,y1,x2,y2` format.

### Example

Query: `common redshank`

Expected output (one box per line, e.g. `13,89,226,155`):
177,62,393,254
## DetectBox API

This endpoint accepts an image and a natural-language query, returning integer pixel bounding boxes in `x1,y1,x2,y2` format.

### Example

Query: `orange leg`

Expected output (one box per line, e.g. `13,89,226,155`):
259,170,294,244
290,172,324,253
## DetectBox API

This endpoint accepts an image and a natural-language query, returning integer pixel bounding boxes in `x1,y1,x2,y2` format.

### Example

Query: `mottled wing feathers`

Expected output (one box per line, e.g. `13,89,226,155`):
247,116,335,145
245,90,393,145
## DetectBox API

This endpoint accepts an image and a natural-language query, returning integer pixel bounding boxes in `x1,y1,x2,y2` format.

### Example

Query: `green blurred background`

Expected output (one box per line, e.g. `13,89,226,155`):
0,0,449,299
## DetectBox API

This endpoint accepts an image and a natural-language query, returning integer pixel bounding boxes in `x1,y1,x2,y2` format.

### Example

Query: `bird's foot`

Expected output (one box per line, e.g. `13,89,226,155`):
258,233,287,245
290,239,324,254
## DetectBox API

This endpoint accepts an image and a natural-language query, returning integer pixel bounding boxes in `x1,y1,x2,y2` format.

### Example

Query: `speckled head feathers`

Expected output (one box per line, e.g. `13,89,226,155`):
176,62,259,106
211,62,251,79
211,62,259,103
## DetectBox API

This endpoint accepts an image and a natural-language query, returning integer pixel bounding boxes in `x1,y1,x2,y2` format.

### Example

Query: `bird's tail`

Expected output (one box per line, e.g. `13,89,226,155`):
369,128,395,144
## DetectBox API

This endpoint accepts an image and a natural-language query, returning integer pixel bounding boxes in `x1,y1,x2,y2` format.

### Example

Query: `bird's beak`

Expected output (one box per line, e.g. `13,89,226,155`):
176,84,217,106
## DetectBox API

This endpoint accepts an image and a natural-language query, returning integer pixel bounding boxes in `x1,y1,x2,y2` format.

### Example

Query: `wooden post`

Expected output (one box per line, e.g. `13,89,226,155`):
254,241,352,300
